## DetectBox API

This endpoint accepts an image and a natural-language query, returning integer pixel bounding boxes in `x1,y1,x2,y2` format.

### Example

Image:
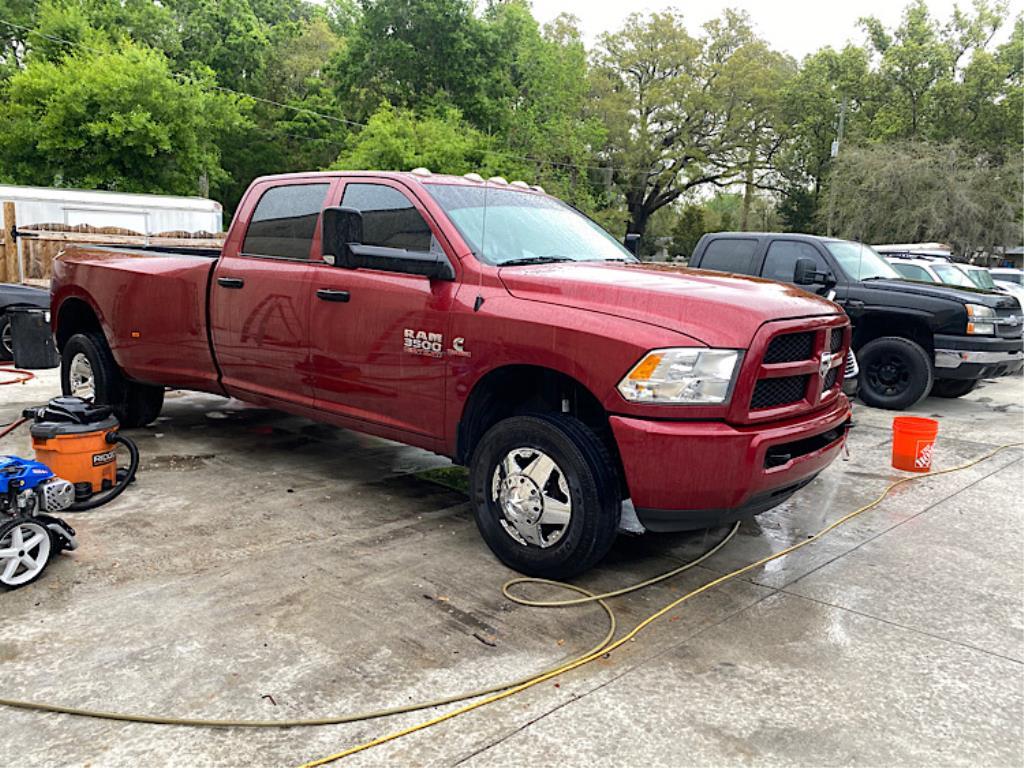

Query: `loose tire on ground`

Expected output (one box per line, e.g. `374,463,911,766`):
60,332,164,427
469,414,621,579
0,314,12,361
930,378,979,398
857,336,934,410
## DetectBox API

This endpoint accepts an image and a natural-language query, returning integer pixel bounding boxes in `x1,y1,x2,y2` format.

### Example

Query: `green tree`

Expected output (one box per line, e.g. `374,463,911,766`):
0,42,250,195
591,11,774,237
330,101,493,174
669,205,708,260
824,141,1022,257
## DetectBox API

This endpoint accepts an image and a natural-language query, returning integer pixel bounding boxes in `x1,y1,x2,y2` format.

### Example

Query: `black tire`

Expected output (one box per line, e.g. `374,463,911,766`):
0,314,12,361
125,382,165,426
60,332,163,427
930,379,979,398
857,336,934,411
469,414,620,579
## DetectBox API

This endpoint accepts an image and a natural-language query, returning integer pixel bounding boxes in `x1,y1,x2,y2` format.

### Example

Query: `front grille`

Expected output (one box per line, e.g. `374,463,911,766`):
829,329,844,353
751,375,808,409
995,307,1023,339
822,367,838,391
764,333,814,363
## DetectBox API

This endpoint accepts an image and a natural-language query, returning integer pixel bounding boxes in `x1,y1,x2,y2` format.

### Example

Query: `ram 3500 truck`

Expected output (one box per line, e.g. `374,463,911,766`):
51,171,852,577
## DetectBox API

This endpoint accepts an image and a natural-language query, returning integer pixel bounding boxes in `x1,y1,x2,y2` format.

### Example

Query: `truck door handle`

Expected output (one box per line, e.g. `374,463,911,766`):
841,299,865,309
316,288,350,303
217,277,245,289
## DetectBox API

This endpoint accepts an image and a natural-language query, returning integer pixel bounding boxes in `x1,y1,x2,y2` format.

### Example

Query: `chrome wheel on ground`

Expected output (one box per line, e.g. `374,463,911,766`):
0,316,13,360
0,519,53,588
492,447,572,548
68,352,95,400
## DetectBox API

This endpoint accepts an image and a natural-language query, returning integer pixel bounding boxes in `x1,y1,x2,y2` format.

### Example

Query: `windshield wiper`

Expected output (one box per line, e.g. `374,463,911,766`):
499,256,573,267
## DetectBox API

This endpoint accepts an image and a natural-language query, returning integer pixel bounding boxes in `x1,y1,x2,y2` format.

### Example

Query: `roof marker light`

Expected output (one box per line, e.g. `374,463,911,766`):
410,167,432,176
463,173,484,182
509,180,530,188
487,176,509,185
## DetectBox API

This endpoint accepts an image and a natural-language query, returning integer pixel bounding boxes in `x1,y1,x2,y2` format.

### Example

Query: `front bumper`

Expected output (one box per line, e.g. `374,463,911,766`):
933,334,1024,379
610,395,852,533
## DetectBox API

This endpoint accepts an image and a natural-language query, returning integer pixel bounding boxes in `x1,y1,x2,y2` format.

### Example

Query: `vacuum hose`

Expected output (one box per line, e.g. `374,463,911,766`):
68,432,139,512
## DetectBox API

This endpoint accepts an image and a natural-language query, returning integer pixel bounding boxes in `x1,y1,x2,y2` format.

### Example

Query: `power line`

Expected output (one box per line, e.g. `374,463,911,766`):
0,16,668,179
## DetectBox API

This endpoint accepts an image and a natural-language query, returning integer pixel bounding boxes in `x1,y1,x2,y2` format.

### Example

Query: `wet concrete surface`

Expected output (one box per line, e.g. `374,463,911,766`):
0,371,1020,767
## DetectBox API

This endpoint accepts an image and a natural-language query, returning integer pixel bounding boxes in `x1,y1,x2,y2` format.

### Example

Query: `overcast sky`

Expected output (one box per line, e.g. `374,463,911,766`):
533,0,1024,59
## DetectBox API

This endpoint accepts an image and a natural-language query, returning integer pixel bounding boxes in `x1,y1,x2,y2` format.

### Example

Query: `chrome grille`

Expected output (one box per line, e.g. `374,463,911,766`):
995,307,1023,339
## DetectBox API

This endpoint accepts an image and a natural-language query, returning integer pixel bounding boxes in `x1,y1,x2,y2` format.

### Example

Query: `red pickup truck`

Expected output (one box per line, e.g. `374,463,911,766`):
51,171,852,577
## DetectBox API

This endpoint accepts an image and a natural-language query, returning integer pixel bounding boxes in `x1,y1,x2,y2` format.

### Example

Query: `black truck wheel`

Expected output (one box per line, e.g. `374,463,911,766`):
930,379,978,398
469,414,620,579
60,332,163,428
858,336,934,410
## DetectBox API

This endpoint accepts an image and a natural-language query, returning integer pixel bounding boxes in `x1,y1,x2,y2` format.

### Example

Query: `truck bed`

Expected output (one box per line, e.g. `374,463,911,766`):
52,245,223,392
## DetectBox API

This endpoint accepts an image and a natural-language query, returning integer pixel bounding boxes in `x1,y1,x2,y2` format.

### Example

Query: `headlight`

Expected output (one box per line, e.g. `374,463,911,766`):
617,348,740,404
966,303,995,335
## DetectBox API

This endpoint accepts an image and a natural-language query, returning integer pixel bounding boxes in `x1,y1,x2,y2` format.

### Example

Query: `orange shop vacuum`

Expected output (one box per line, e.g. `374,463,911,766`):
23,396,140,511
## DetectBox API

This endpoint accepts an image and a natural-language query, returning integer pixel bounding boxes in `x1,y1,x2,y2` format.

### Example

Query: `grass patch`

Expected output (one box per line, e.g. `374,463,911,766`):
416,465,470,495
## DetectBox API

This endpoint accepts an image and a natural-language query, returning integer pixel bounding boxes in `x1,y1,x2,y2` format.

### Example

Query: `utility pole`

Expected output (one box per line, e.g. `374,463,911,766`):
826,95,847,238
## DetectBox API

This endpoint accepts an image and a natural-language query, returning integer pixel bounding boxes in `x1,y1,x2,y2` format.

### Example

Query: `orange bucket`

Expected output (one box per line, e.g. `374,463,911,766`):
892,417,939,472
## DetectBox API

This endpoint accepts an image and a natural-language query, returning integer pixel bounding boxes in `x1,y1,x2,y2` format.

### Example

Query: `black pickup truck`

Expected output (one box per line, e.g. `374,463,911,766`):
689,233,1024,410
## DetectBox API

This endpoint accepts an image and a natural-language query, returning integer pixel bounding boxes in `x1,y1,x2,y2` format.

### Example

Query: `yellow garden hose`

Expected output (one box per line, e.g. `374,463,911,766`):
0,442,1018,767
299,441,1022,766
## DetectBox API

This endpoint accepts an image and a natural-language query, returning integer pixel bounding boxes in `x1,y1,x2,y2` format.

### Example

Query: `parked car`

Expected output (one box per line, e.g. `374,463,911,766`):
688,233,1024,408
886,256,1024,304
991,268,1024,286
50,170,854,578
0,283,51,361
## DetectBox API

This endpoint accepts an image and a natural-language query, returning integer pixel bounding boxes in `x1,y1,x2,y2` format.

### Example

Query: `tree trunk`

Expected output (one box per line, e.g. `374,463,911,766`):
739,149,756,231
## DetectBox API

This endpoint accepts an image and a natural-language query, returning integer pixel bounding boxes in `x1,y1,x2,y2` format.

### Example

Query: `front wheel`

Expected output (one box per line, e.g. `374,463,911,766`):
857,336,934,410
0,313,12,361
930,379,978,398
469,414,621,579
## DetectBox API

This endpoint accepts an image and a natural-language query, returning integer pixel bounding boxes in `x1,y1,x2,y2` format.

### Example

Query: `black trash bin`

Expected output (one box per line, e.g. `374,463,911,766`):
10,307,60,369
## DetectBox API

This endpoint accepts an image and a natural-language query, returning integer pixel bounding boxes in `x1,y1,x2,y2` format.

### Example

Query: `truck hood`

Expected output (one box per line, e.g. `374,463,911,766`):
498,261,841,347
861,278,1020,309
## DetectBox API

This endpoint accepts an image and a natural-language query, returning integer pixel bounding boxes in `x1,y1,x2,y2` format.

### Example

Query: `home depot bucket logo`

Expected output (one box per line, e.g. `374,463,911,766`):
914,440,934,470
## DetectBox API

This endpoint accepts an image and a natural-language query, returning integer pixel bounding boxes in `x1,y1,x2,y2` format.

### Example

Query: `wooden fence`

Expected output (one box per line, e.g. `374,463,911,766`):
0,202,225,285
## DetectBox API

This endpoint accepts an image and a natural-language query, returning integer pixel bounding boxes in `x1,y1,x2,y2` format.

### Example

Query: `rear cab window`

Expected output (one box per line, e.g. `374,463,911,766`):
242,183,330,260
698,238,758,275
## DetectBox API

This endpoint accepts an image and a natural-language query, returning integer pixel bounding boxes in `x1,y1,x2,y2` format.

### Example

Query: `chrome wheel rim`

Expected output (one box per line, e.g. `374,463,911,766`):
491,447,572,548
0,521,51,587
1,321,11,356
69,353,95,400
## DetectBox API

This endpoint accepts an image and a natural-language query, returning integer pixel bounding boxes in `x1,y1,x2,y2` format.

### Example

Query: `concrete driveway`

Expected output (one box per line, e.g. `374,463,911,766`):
0,370,1021,767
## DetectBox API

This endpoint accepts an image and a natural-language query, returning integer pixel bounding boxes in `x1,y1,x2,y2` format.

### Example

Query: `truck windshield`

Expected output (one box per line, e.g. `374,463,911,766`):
425,184,634,266
964,267,997,290
825,241,901,281
933,263,979,288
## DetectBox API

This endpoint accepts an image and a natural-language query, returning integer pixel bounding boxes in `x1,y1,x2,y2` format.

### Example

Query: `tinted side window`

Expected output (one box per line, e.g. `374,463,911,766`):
242,183,330,260
700,238,758,274
341,183,432,251
762,240,828,283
